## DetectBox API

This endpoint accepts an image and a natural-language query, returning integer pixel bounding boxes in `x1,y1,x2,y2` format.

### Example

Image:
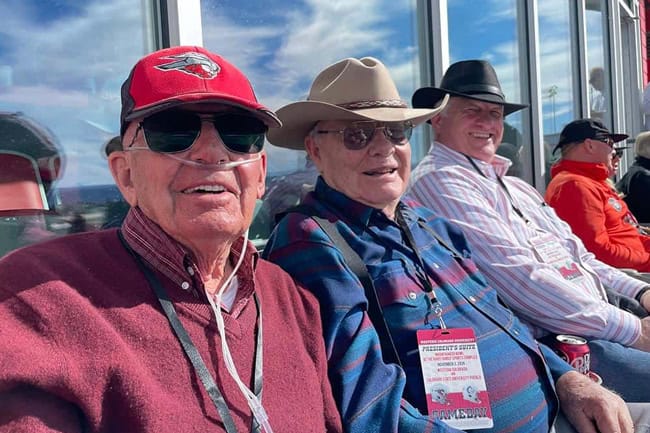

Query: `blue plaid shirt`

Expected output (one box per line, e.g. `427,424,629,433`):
263,177,571,433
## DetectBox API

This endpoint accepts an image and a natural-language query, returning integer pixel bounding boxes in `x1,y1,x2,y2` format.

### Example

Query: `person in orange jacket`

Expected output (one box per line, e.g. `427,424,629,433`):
546,118,650,272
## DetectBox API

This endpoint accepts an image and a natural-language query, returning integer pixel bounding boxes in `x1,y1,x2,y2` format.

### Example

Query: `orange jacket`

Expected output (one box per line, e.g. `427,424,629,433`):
545,159,650,271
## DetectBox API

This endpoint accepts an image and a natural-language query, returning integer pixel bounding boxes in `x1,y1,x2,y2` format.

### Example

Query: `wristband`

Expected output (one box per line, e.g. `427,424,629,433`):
635,286,650,303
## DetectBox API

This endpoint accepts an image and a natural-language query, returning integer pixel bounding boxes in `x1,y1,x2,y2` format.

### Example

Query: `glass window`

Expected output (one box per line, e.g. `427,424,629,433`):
585,0,611,126
200,0,426,242
446,0,530,180
537,0,579,184
0,0,155,257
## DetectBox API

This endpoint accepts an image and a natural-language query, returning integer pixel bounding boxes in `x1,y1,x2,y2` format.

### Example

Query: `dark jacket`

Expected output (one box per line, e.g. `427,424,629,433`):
617,156,650,223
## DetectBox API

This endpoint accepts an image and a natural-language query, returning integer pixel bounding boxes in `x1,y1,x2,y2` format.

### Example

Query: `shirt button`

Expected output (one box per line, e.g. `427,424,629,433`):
181,281,191,291
408,292,417,300
186,267,195,276
432,263,440,269
468,296,477,303
513,329,520,336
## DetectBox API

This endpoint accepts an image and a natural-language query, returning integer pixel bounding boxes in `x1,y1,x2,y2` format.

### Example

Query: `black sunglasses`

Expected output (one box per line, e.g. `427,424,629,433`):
129,110,267,154
613,148,625,158
316,121,413,150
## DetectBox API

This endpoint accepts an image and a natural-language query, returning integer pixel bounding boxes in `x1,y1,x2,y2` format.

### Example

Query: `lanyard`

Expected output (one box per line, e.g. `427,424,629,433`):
119,231,263,433
465,155,532,225
395,207,446,329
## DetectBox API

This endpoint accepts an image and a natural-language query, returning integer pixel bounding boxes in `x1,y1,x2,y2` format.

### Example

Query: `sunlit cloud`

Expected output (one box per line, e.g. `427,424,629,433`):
0,0,147,185
201,0,423,173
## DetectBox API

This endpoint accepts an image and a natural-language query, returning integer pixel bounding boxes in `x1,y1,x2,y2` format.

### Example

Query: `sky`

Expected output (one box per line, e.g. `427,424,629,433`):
0,0,616,186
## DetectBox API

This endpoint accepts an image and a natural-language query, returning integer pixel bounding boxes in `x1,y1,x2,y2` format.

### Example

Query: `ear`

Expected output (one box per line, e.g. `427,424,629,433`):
430,113,443,133
108,151,138,206
256,151,267,199
304,134,322,167
583,139,596,155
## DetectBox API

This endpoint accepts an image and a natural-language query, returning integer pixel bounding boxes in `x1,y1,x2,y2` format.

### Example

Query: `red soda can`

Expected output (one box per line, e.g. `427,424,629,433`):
554,335,590,375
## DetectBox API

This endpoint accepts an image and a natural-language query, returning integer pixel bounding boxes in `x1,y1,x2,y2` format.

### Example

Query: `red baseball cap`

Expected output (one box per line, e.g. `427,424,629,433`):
120,46,281,136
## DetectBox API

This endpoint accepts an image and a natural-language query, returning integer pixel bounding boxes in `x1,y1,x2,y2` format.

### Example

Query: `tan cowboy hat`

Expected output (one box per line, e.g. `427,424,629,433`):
267,57,448,149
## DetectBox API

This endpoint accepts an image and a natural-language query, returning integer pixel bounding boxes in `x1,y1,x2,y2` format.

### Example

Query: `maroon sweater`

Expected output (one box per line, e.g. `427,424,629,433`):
0,229,342,433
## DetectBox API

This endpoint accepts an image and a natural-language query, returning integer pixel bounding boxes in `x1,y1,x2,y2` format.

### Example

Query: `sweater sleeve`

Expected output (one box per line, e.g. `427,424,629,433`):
0,285,84,433
0,387,84,433
547,180,650,271
262,215,462,433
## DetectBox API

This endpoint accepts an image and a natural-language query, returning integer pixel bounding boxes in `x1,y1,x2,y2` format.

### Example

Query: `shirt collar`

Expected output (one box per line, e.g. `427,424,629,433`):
435,141,512,178
550,159,609,181
311,176,394,227
120,206,258,302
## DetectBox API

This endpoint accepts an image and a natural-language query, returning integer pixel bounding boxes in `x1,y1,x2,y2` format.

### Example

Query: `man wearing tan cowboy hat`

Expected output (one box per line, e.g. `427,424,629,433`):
261,57,641,433
408,60,650,405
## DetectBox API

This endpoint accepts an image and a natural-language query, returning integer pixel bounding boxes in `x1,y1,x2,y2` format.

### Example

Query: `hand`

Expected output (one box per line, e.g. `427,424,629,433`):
631,316,650,352
556,371,633,433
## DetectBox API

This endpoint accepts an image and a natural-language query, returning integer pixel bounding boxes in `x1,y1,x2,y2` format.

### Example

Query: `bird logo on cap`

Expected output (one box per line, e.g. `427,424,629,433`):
155,51,220,79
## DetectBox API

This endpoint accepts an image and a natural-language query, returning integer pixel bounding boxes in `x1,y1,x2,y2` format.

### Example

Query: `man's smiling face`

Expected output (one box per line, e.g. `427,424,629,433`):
432,96,505,162
305,119,411,218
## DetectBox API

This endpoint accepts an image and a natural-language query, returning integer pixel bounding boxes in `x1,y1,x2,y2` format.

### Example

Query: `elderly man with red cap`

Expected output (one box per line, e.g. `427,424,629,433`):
0,46,342,433
262,56,646,433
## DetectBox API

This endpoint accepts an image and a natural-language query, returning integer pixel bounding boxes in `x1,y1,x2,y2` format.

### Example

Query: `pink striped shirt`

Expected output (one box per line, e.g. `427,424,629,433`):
407,142,644,345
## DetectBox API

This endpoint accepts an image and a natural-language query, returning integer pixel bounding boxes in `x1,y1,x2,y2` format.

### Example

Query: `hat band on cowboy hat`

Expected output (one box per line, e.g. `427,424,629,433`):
267,57,448,150
339,99,408,110
411,59,527,116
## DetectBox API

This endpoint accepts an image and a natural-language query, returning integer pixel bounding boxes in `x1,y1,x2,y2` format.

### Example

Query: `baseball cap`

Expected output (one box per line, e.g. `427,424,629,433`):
553,118,628,154
120,46,281,136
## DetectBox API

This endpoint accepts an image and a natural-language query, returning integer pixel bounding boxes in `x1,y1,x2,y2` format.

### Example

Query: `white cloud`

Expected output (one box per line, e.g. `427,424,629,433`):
1,0,425,180
0,0,146,185
200,0,423,173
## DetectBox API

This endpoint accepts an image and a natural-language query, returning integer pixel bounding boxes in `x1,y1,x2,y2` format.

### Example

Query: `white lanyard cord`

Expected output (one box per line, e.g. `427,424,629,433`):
206,230,273,433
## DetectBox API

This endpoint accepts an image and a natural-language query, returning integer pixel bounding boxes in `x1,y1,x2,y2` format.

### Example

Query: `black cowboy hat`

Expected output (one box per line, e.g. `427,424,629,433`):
412,60,528,116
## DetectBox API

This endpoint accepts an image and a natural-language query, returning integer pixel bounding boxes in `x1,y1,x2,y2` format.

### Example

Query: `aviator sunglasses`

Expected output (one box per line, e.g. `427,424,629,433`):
128,110,267,154
316,120,414,150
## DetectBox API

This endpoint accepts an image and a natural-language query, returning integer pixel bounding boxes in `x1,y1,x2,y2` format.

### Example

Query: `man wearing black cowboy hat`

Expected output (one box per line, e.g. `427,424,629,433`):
545,119,650,274
407,60,650,404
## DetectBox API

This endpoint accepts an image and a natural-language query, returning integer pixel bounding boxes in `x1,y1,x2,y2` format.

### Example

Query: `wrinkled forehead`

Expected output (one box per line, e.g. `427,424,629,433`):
451,96,505,112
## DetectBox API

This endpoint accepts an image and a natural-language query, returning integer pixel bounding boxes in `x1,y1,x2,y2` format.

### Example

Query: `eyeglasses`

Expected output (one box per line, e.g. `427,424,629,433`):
127,110,267,154
613,148,625,159
316,121,413,150
596,137,614,148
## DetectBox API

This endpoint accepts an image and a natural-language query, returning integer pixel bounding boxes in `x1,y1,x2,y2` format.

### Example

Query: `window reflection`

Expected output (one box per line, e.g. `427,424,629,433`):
585,0,610,126
201,0,424,239
537,0,577,184
0,0,153,257
446,0,530,180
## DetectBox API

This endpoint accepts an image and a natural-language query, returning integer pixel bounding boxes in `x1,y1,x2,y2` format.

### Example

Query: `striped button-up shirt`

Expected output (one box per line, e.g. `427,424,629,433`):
408,142,645,345
263,178,570,433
